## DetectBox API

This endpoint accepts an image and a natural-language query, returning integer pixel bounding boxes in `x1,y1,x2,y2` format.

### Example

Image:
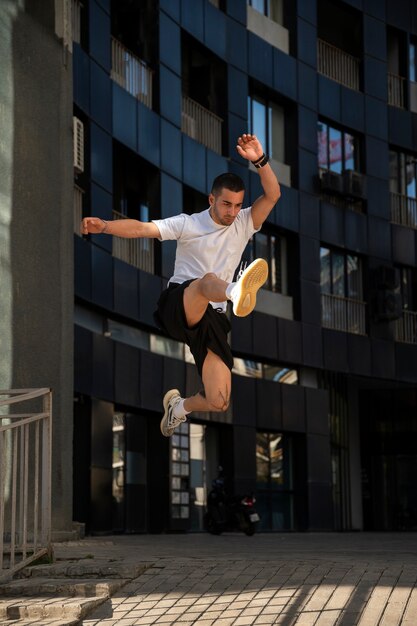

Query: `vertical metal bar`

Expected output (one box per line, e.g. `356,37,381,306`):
10,427,18,569
19,420,24,548
0,429,4,572
22,423,29,560
33,420,40,554
41,392,52,548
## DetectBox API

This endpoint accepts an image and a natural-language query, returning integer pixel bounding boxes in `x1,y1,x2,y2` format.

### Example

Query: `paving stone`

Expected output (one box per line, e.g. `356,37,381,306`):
7,533,417,626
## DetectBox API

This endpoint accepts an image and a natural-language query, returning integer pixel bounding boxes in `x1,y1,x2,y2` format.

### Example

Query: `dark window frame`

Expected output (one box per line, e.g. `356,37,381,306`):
317,120,361,173
320,246,363,301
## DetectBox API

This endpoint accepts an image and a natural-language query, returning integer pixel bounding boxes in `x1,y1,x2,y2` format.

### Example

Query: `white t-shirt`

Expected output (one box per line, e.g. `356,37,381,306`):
152,207,259,311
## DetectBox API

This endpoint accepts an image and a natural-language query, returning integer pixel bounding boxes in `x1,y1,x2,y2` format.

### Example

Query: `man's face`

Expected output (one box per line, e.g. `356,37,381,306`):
209,188,245,226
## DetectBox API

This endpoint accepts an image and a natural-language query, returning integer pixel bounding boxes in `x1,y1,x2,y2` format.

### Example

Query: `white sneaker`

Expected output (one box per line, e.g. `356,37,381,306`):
160,389,187,437
230,258,268,317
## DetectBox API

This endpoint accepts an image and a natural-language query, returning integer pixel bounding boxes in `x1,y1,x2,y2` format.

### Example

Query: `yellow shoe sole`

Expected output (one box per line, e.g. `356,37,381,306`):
232,259,268,317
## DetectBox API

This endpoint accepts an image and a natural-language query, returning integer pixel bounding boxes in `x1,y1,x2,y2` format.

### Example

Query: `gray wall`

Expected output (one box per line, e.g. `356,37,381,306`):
0,0,74,532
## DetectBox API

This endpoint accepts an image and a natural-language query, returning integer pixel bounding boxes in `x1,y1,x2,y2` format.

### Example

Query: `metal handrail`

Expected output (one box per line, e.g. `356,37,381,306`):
321,293,366,335
0,389,52,582
111,37,153,109
388,72,406,109
390,192,417,229
182,95,223,154
317,38,360,91
112,210,154,273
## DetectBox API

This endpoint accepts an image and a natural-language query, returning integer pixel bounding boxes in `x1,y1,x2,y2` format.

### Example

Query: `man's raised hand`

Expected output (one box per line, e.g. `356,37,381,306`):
236,134,264,162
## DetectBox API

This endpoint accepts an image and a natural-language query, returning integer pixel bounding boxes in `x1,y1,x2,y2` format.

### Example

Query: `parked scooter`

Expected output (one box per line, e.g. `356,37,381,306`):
204,470,260,536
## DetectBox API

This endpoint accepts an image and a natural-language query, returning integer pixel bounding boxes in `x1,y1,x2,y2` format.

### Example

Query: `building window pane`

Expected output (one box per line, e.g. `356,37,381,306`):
112,413,125,531
269,434,284,486
344,133,356,170
346,255,361,299
320,247,331,294
410,42,417,82
251,98,267,153
256,432,293,530
389,151,399,193
256,434,270,486
318,122,328,170
249,0,266,15
329,127,343,173
263,365,298,384
332,253,345,296
270,102,285,163
406,155,416,199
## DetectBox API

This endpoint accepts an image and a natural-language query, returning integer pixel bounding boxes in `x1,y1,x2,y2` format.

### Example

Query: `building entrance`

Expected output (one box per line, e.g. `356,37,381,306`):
360,388,417,530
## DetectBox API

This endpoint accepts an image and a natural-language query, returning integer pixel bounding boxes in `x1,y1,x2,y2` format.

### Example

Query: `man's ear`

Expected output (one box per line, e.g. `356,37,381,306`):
208,193,215,206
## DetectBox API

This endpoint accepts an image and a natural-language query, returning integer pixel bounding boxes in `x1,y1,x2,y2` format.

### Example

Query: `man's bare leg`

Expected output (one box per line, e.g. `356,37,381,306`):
160,350,230,436
183,350,231,413
183,273,228,327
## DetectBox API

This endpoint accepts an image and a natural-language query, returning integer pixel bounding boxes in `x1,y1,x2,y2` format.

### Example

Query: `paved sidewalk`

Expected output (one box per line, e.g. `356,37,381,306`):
74,533,417,626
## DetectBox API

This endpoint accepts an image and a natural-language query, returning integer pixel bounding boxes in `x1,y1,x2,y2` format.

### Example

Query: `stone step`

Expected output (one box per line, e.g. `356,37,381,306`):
17,560,147,580
0,577,125,598
0,594,104,621
0,617,79,625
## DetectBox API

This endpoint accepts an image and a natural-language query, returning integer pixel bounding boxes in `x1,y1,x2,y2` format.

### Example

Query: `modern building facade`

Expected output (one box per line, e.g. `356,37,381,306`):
71,0,417,535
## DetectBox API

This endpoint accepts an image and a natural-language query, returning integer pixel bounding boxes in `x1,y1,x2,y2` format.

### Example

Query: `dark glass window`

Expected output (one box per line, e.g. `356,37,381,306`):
248,96,285,164
320,247,362,300
112,413,125,531
397,267,417,312
256,432,293,530
244,231,287,294
410,41,417,82
390,150,417,199
171,422,190,521
318,121,359,172
248,0,283,22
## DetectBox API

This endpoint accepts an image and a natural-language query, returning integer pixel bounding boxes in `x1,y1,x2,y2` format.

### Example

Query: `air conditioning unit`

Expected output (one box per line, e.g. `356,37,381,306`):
320,170,343,194
73,116,84,173
343,169,366,198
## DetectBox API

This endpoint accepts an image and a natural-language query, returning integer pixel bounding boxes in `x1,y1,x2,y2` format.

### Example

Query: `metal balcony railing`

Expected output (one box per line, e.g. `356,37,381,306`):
182,95,223,154
321,293,366,335
0,389,52,583
390,192,417,229
317,39,360,91
394,310,417,344
112,210,154,273
388,73,406,108
74,185,83,235
111,37,153,109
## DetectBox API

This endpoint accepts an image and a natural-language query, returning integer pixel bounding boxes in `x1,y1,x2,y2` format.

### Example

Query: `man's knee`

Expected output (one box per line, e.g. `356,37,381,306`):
206,390,230,412
200,272,218,284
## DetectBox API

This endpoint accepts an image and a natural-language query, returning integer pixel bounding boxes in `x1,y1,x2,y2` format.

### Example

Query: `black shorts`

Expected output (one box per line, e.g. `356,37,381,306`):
154,280,233,378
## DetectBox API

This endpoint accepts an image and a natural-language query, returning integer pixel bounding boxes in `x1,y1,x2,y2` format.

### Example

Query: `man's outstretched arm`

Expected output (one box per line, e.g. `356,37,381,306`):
81,217,161,239
236,133,281,230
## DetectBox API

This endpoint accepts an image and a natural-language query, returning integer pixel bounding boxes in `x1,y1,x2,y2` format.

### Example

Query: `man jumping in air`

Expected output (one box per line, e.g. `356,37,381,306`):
81,134,281,437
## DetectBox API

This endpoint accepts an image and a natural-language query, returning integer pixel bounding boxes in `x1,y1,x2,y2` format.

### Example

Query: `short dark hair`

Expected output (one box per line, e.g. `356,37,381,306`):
211,173,245,196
